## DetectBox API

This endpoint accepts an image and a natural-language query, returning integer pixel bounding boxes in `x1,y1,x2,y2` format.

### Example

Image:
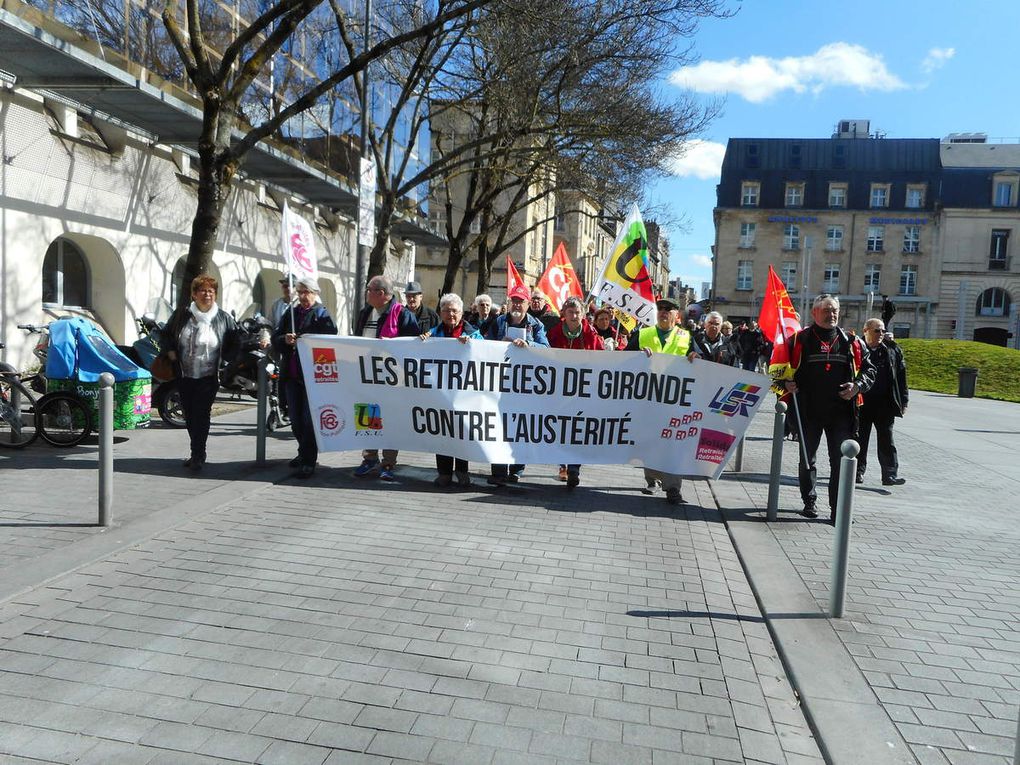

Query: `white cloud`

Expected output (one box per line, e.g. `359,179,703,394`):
921,47,955,74
690,254,713,269
669,140,726,180
670,42,906,103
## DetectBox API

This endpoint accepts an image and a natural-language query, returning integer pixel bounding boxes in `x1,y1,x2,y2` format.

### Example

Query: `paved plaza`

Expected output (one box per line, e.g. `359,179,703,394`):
0,388,1016,764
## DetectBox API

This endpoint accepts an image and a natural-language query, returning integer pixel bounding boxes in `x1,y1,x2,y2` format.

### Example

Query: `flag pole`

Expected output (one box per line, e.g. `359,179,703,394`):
779,322,811,467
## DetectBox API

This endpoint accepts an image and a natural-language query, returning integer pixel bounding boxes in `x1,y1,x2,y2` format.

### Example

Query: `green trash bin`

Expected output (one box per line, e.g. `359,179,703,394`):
957,367,978,398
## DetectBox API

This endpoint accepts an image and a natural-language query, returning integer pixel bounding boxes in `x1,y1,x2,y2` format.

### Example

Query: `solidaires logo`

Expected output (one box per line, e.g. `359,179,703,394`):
708,383,762,417
354,403,383,431
312,347,339,383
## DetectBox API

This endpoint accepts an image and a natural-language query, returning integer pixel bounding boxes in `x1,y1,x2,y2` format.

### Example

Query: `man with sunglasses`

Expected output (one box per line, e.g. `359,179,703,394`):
857,318,908,487
784,294,876,522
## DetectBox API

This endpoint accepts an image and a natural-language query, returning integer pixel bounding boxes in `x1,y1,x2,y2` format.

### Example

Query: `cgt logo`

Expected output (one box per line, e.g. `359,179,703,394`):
708,383,762,417
354,403,383,432
312,347,339,383
318,405,345,436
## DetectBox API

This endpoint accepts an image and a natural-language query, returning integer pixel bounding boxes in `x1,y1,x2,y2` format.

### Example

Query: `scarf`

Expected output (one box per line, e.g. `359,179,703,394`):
189,301,218,324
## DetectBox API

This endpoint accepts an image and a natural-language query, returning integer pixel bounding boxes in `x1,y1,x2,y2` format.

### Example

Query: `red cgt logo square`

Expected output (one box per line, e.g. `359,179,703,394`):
312,347,339,383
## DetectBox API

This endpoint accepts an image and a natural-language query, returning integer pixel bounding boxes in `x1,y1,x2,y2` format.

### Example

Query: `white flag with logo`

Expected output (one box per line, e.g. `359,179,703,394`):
282,201,318,282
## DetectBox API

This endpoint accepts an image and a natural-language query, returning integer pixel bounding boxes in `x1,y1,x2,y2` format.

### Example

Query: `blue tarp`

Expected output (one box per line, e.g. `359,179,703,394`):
45,317,150,383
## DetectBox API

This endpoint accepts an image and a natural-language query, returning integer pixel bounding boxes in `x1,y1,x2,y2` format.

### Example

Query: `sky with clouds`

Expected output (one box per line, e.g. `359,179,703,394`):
650,0,1020,299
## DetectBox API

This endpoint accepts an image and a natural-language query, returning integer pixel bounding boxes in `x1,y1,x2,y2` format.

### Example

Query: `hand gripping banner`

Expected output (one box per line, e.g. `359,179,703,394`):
298,336,770,478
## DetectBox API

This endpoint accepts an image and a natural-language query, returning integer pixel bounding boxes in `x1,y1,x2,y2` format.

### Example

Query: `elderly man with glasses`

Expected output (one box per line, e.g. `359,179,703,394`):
857,318,908,487
353,275,420,482
784,294,876,522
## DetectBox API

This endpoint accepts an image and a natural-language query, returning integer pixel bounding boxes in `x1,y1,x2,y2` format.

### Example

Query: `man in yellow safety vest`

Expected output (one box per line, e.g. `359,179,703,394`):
626,297,697,505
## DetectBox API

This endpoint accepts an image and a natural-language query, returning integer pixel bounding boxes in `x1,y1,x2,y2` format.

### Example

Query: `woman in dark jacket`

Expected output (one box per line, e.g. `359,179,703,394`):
419,293,481,489
164,273,238,470
272,276,338,478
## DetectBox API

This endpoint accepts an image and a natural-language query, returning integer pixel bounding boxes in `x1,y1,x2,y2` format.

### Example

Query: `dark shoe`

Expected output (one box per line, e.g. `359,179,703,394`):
354,458,380,478
665,488,684,505
184,456,204,471
486,475,507,487
641,480,659,496
297,464,314,479
434,474,453,488
379,466,396,482
566,471,580,489
882,477,906,486
855,473,864,485
454,471,472,488
557,466,568,482
289,455,303,468
800,503,818,518
506,473,520,484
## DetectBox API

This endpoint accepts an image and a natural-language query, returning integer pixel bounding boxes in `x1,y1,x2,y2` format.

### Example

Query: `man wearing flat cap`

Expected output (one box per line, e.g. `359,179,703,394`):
626,297,696,505
404,280,440,335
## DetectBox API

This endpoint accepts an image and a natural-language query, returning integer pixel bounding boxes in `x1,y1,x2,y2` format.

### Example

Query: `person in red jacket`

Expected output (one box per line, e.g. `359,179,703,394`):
548,297,604,488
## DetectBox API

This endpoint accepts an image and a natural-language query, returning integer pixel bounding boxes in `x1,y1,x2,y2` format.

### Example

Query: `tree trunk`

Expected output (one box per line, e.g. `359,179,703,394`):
476,239,491,296
442,238,465,295
367,194,398,280
180,151,232,308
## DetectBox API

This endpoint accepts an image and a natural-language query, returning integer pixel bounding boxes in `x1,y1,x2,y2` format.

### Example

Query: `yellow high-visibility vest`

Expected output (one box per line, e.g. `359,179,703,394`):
638,325,691,356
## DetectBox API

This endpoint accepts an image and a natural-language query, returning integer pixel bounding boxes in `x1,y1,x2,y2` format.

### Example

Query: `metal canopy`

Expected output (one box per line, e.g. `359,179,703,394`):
0,7,445,244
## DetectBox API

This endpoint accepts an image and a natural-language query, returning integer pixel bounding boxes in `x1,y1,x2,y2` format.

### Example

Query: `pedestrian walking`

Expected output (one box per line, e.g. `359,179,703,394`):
857,318,908,486
784,295,876,522
271,277,337,479
163,274,238,471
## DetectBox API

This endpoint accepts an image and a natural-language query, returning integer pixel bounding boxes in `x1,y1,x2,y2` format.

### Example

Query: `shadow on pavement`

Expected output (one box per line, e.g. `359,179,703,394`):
627,609,828,621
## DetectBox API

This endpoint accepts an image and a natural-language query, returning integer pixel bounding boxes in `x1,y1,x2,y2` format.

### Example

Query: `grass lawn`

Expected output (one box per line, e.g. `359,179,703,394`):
897,339,1020,403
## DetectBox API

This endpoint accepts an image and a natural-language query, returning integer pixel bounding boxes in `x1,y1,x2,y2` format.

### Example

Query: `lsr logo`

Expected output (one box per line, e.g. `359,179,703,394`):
312,347,339,383
354,403,383,433
708,383,762,417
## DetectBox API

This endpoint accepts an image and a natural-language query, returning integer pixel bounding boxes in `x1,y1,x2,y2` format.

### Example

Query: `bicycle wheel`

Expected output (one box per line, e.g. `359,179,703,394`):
0,376,39,448
36,391,93,447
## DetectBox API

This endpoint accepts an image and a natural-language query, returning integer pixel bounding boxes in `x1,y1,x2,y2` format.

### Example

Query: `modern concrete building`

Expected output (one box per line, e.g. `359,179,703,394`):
0,0,432,368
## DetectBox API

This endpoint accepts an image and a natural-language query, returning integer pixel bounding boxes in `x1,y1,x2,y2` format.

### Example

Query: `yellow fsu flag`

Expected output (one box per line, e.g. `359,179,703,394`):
590,204,657,327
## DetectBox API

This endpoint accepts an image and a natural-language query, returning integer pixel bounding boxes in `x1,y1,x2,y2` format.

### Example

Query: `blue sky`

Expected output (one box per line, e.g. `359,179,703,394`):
651,0,1020,298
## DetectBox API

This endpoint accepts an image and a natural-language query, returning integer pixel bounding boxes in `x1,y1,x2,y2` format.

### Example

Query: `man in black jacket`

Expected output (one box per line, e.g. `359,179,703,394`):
404,281,440,334
785,295,876,522
857,318,908,486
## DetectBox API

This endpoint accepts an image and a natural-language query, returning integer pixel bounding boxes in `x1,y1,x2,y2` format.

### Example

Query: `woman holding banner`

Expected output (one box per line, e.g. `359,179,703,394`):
592,307,627,351
420,293,482,488
272,277,337,479
547,297,604,488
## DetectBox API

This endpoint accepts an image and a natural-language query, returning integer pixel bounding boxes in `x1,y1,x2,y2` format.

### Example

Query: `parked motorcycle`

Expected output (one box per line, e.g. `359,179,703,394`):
155,311,285,432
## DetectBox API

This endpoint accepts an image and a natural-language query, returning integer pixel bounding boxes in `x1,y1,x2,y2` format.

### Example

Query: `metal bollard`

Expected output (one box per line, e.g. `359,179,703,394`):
1014,704,1019,765
732,435,745,472
766,400,787,522
255,358,267,466
829,439,860,618
98,372,114,527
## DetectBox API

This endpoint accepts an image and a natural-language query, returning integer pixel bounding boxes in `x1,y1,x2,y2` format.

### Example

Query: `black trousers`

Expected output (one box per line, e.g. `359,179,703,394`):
284,378,317,467
858,405,899,479
491,463,524,479
436,455,469,475
798,413,856,510
178,375,219,459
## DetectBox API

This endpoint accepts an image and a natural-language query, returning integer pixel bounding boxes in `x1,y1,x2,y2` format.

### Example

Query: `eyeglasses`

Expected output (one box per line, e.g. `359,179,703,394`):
367,287,387,294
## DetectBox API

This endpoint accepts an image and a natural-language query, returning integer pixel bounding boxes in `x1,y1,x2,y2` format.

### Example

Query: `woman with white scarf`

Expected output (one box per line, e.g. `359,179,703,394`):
164,274,238,470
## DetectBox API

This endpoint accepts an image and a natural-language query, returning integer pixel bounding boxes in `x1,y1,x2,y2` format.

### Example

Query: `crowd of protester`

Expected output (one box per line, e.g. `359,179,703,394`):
173,275,906,521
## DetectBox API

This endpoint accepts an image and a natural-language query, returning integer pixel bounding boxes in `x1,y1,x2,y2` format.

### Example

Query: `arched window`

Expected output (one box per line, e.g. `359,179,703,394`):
253,276,267,316
42,238,89,308
170,258,187,308
976,287,1011,317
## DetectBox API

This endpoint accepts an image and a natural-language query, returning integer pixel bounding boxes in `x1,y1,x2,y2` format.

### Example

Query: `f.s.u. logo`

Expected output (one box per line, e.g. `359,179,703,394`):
354,403,383,430
708,383,762,417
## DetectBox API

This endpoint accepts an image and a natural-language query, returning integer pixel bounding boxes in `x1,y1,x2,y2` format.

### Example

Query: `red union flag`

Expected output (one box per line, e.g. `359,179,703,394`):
535,243,583,311
506,255,526,298
757,265,802,391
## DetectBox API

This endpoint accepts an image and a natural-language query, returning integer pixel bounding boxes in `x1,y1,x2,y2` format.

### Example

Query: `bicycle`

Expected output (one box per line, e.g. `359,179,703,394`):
2,328,94,448
0,343,39,448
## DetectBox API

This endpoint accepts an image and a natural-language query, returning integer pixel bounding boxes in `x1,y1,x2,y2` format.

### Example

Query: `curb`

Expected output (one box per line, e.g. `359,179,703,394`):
710,478,917,765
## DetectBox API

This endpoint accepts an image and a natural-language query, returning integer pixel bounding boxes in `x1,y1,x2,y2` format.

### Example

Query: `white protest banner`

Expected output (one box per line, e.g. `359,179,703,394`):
281,201,318,281
298,337,770,478
358,156,377,247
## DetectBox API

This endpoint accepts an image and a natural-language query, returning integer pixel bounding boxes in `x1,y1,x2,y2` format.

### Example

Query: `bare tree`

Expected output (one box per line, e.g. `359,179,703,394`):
152,0,488,305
